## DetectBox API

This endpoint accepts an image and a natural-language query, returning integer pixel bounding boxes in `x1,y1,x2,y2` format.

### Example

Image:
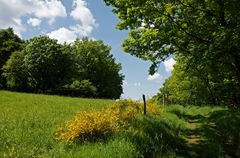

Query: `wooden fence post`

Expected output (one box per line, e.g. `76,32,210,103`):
143,94,146,115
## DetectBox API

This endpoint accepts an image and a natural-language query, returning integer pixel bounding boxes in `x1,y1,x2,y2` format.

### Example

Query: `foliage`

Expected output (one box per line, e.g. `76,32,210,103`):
113,99,162,116
63,80,97,97
157,57,213,105
2,51,28,90
104,0,240,106
58,99,161,142
71,38,124,99
23,36,72,91
156,55,240,106
58,109,122,142
0,28,124,99
0,28,23,88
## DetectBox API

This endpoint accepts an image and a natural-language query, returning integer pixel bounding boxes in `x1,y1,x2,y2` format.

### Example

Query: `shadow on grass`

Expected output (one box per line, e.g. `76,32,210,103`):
122,115,190,158
168,107,240,158
200,110,240,158
168,107,207,122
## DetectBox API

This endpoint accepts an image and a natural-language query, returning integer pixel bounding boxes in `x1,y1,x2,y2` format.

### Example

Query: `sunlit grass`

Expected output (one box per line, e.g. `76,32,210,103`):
0,90,113,157
1,91,239,157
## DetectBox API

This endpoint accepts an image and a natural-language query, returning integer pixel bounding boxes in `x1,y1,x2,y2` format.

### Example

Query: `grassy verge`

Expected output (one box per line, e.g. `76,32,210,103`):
1,91,239,157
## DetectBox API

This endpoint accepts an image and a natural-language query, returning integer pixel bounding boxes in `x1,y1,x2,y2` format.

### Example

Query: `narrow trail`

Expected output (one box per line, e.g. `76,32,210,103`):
183,114,222,158
185,118,203,157
187,119,201,146
177,111,217,157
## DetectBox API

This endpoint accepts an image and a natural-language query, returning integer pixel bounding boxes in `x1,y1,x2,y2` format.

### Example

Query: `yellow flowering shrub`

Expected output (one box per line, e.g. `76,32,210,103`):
58,109,122,142
58,99,162,142
113,99,162,116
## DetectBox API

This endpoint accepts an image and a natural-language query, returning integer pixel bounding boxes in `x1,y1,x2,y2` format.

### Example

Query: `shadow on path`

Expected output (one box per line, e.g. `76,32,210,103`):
168,107,240,158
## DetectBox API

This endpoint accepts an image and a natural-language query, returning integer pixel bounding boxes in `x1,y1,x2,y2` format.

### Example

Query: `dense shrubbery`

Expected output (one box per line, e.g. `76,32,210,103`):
62,80,97,97
57,99,161,142
0,28,123,99
58,109,122,142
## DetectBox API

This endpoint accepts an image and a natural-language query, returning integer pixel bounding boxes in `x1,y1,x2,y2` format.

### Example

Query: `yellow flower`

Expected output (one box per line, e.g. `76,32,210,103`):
57,99,162,142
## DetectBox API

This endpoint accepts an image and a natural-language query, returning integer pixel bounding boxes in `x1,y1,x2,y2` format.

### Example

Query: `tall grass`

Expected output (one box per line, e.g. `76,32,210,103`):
1,91,239,157
0,90,113,157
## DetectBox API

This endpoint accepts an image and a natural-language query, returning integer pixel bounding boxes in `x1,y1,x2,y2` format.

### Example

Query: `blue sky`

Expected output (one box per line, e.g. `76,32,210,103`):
0,0,175,99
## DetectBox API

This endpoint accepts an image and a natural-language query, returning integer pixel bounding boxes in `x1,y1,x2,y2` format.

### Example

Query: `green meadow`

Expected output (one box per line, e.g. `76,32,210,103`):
1,90,240,157
0,90,114,157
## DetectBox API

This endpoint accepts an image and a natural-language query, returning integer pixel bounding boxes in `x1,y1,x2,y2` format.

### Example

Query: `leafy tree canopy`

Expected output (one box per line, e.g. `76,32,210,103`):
71,38,124,99
23,36,73,91
3,51,28,90
0,28,23,88
104,0,240,105
104,0,240,78
3,35,124,99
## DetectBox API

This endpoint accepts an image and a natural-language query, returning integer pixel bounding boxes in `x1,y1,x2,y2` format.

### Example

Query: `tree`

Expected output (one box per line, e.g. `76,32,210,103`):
104,0,240,105
71,38,124,99
2,36,123,99
23,36,72,92
158,56,215,105
0,28,23,88
2,51,28,90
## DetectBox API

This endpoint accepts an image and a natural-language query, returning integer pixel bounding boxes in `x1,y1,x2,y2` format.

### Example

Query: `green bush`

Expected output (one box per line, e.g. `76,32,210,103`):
64,80,97,97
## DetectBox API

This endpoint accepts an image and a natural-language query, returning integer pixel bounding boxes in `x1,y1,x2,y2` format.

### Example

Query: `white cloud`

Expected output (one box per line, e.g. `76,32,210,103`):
47,0,98,44
33,0,67,25
27,18,41,27
0,0,67,35
163,58,176,73
47,0,98,43
70,24,94,37
147,73,162,83
47,27,77,44
70,0,97,36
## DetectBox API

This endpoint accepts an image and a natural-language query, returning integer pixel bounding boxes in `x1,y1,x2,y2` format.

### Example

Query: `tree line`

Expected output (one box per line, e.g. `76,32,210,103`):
104,0,240,106
0,28,124,99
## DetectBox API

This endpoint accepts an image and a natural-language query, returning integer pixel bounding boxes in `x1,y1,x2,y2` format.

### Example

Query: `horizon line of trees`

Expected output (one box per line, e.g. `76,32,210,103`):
0,28,124,99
